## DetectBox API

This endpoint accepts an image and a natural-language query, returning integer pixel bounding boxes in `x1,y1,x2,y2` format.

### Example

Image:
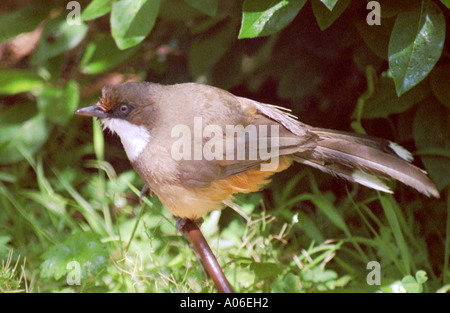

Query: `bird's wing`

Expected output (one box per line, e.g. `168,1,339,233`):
177,95,312,186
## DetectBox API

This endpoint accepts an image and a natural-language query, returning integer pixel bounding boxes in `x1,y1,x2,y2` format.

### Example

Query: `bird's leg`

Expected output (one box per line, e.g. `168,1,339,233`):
139,183,153,204
175,217,233,293
175,217,204,235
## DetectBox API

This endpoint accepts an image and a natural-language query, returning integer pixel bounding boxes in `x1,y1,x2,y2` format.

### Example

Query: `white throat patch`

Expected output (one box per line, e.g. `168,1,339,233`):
101,118,151,162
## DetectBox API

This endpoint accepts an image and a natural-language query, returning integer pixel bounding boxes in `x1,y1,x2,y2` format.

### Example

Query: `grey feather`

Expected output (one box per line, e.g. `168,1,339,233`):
251,99,439,198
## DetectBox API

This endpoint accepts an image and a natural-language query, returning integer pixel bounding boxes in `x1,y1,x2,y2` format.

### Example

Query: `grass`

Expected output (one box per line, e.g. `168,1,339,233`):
0,118,449,293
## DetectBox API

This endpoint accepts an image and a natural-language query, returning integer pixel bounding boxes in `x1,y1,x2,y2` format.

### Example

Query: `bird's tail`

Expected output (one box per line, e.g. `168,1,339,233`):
292,128,439,198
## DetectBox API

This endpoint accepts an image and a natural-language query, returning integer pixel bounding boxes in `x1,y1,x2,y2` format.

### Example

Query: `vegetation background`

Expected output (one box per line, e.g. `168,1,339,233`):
0,0,449,293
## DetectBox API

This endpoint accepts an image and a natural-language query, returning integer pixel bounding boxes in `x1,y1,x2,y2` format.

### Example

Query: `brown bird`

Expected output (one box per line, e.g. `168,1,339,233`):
75,81,439,226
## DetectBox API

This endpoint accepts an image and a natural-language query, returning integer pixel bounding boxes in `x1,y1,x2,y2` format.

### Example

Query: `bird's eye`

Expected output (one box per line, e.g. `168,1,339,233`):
119,104,129,114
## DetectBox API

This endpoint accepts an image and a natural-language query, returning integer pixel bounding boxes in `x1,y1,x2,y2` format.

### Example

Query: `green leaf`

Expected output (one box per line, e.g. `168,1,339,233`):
400,271,427,293
159,0,205,21
358,72,430,119
303,267,338,283
0,107,49,165
185,0,218,16
238,0,307,39
0,70,43,95
250,262,283,281
430,64,450,109
271,273,300,292
311,0,351,31
413,100,450,191
30,18,88,65
111,0,161,50
80,36,139,74
320,0,338,11
388,0,445,96
376,0,419,19
40,231,108,281
81,0,112,21
36,81,80,126
22,190,68,218
415,270,428,284
400,275,421,292
441,0,450,9
0,6,49,43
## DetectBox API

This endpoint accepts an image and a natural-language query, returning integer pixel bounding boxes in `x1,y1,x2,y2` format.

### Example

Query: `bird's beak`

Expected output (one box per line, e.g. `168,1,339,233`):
75,104,109,118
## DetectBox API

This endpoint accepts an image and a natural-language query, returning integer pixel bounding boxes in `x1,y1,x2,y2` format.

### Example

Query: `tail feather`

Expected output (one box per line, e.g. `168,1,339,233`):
294,129,439,198
292,155,393,193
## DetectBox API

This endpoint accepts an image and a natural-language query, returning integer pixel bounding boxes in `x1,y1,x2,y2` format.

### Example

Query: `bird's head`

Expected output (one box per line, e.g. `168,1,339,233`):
75,81,160,161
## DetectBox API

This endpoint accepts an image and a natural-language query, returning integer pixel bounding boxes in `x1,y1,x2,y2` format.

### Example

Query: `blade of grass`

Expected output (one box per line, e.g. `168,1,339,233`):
125,201,146,253
378,193,411,275
297,241,343,270
280,170,308,200
0,181,55,244
17,147,77,229
278,191,369,263
51,166,111,237
126,182,174,226
92,118,114,236
348,198,405,272
388,194,436,279
124,182,176,253
296,211,325,243
84,159,116,236
351,65,376,134
349,191,434,277
17,144,53,195
92,118,104,161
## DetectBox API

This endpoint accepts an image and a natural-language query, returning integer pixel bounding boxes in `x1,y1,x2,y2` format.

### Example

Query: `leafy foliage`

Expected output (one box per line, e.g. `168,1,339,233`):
238,0,307,38
40,231,108,281
388,0,445,96
0,0,449,293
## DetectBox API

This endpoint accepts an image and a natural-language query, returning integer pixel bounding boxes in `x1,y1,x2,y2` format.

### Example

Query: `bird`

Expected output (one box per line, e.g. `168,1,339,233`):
75,81,439,228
